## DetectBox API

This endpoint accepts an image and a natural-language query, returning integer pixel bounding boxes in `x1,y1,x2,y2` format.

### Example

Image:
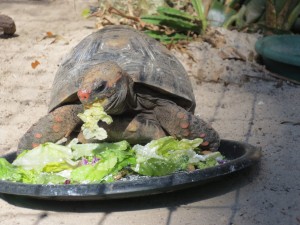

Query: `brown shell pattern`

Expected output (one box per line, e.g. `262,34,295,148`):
49,26,195,112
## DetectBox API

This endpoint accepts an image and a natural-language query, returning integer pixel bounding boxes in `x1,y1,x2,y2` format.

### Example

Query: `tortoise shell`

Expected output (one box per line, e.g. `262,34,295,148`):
49,26,195,112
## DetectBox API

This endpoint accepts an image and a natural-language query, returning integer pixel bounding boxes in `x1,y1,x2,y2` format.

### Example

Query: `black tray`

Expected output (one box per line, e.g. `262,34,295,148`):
0,140,261,200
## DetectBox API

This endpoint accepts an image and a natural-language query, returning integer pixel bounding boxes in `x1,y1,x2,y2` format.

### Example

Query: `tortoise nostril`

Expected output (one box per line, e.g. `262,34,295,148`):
78,89,91,101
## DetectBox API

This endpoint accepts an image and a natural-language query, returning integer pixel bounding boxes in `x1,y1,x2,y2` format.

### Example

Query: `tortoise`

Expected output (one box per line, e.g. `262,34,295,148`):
18,25,220,152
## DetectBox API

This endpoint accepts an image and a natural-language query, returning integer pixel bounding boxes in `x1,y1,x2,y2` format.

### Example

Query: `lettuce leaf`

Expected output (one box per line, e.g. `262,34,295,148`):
12,142,76,171
132,137,203,176
70,141,136,183
42,161,75,173
71,156,118,183
136,158,180,176
71,143,101,160
0,158,37,183
77,103,113,141
197,152,223,169
33,173,67,185
146,136,203,156
0,158,23,181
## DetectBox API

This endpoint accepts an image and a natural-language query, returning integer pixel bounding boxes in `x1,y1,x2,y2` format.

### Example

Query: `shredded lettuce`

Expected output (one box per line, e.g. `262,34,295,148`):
77,103,113,141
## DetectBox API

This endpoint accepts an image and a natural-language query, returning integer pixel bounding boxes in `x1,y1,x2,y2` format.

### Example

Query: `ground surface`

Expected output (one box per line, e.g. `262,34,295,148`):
0,1,299,225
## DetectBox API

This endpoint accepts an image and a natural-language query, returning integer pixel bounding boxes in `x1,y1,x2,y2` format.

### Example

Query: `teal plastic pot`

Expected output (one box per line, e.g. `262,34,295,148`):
255,35,300,84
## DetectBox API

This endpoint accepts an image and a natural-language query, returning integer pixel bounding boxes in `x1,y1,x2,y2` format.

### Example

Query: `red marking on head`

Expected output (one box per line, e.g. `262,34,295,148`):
78,89,91,101
34,133,43,139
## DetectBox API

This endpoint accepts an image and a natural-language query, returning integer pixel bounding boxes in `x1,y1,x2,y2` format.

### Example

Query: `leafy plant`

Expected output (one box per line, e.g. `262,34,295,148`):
265,0,300,31
191,0,208,32
141,7,200,33
140,0,209,43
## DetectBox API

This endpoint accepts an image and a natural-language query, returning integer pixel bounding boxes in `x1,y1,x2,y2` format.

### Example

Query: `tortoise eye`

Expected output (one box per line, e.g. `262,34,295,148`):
94,81,107,92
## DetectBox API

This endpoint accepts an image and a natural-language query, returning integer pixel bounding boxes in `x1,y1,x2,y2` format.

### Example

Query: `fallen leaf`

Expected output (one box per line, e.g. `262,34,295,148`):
50,35,69,45
39,32,69,45
31,60,40,69
46,31,55,37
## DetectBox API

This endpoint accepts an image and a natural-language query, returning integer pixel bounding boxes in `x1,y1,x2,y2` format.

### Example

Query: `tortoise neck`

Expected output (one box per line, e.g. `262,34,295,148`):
126,76,139,110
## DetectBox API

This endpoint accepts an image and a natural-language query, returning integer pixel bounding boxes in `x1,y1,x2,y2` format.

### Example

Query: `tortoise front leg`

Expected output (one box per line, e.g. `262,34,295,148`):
154,101,220,151
18,105,83,153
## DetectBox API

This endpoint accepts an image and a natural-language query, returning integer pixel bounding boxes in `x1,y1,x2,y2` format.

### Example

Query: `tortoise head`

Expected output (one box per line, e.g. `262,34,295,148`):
77,61,130,115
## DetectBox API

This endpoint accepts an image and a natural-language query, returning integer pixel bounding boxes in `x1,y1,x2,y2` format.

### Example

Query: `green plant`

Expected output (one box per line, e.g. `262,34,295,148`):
140,0,208,43
266,0,300,30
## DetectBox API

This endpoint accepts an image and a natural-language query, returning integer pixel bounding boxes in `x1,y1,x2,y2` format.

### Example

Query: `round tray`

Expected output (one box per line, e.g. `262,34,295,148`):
0,139,261,201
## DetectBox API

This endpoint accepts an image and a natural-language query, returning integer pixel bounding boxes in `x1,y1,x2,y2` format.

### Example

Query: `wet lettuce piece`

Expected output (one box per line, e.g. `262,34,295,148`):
0,158,37,183
197,152,224,169
132,137,204,176
149,136,203,156
71,156,118,183
71,143,101,160
42,161,75,173
136,158,183,177
71,141,136,183
77,103,113,141
33,173,67,185
12,142,76,171
71,140,130,160
0,158,23,181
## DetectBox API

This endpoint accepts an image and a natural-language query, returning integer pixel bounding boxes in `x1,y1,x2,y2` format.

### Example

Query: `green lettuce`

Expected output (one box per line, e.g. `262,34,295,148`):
71,141,136,183
197,152,223,169
132,137,204,176
12,142,77,171
33,173,67,185
0,158,23,181
71,140,130,160
0,158,37,183
0,157,66,184
77,103,113,141
150,137,203,156
71,156,118,183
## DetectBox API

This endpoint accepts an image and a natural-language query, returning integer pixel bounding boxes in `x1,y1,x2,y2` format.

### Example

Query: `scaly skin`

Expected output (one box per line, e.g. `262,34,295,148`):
154,101,220,151
17,105,83,153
